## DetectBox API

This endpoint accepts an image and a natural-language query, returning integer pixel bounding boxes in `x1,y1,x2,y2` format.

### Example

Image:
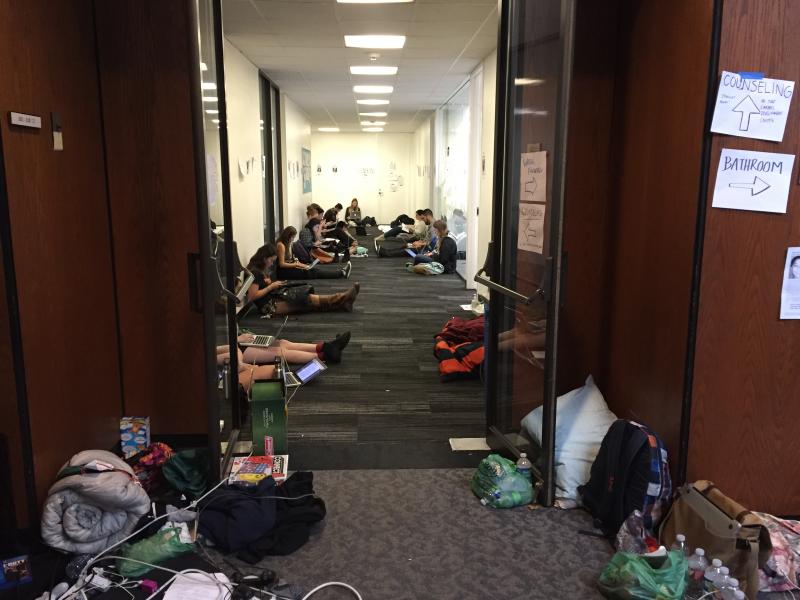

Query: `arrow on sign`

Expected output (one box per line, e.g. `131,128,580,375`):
732,95,760,131
729,176,771,196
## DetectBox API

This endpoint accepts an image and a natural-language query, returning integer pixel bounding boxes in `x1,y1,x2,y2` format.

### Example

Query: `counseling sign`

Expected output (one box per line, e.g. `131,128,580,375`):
710,71,794,142
712,148,795,214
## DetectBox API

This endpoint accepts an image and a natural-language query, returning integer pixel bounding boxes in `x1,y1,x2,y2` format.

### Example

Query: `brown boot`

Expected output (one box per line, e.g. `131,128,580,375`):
317,285,358,312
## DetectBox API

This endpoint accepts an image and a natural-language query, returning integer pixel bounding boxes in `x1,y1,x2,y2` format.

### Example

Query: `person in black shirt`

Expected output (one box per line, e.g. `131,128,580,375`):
245,244,359,314
412,220,457,274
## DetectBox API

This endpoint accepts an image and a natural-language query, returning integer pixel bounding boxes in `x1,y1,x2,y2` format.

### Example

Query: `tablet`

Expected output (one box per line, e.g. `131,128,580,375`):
295,357,328,384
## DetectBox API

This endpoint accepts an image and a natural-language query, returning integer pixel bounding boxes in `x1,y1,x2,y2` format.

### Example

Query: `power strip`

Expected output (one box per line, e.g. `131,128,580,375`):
86,570,113,591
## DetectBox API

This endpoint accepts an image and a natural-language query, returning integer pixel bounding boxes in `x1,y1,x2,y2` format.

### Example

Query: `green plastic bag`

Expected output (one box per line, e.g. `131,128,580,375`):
117,528,194,577
598,550,688,600
162,448,209,499
470,454,533,508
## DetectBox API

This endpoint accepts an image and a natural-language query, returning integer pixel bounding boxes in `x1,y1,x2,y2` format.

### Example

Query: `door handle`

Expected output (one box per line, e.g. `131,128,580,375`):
474,274,533,304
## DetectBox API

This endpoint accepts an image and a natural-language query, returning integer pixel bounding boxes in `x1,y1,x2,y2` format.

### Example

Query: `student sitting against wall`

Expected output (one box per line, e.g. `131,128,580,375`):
333,221,358,255
409,209,436,251
345,198,362,225
374,209,427,248
276,226,350,279
246,243,359,314
301,217,350,263
412,219,457,274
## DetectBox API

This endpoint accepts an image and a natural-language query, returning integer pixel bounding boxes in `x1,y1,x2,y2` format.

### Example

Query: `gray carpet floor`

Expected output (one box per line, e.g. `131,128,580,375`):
205,468,613,600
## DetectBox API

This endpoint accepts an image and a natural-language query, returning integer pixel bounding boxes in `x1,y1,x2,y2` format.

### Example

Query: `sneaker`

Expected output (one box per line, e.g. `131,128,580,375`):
343,262,352,278
373,238,379,253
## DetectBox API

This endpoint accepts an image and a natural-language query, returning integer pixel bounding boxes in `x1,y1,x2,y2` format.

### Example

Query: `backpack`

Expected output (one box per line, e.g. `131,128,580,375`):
578,419,672,538
378,238,408,258
292,241,312,264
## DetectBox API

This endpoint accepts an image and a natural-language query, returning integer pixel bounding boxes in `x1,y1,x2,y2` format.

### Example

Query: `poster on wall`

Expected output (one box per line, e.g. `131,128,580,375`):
205,154,218,207
517,203,546,254
780,247,800,319
301,148,312,193
711,148,795,214
710,71,794,142
520,151,546,204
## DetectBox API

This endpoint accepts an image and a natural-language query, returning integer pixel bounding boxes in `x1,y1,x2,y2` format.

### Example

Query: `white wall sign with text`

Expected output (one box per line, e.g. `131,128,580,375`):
519,151,546,204
517,203,545,254
710,71,794,142
781,247,800,320
712,148,795,214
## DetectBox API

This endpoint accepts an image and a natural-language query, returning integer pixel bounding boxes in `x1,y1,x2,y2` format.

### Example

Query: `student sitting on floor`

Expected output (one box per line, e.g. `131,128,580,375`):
374,209,427,249
412,219,457,274
276,226,350,279
217,330,351,371
409,209,436,251
333,221,358,255
345,198,362,225
300,217,349,263
246,243,359,315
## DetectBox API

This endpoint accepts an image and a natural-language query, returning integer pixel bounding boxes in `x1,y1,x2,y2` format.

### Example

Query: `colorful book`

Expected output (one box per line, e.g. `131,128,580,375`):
229,455,288,484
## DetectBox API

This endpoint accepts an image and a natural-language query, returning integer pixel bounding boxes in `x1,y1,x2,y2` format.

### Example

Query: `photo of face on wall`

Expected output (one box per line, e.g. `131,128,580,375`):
789,253,800,279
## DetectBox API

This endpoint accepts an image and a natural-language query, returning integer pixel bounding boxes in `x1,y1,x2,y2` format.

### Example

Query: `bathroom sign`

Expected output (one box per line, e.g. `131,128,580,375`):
712,148,795,214
710,71,794,142
517,202,545,254
520,151,546,204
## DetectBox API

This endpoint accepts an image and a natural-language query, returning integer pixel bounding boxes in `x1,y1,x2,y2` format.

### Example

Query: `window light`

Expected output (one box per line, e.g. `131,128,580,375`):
362,127,384,132
318,127,340,132
357,99,390,105
353,85,393,94
345,35,406,49
360,112,388,117
350,66,398,75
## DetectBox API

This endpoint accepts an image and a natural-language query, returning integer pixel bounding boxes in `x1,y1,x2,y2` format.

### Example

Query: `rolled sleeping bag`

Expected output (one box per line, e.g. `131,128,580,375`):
40,449,151,554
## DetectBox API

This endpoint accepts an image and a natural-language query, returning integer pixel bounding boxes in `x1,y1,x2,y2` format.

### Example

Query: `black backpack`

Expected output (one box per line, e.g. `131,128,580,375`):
378,238,409,258
578,419,671,538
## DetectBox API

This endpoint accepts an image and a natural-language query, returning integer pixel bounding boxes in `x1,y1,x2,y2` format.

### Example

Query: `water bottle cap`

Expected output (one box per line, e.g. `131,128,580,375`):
720,567,729,575
520,452,527,458
728,578,738,587
712,558,722,567
676,534,685,542
695,548,705,556
734,591,745,599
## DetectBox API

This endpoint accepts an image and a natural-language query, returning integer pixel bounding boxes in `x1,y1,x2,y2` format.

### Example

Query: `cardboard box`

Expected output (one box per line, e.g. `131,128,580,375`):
120,416,150,457
250,379,287,455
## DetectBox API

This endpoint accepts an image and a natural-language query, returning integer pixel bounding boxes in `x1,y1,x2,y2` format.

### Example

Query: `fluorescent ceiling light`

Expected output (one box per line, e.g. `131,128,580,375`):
350,65,398,76
205,109,219,114
353,85,393,94
515,78,545,86
202,96,218,102
318,127,340,132
362,127,384,132
201,82,216,90
200,62,208,72
338,0,413,3
515,108,548,116
360,111,388,117
345,35,405,49
211,119,220,124
357,99,390,105
361,121,386,126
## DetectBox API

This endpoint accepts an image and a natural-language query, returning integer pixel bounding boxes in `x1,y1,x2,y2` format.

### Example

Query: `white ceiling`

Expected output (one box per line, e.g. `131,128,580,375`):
222,0,498,133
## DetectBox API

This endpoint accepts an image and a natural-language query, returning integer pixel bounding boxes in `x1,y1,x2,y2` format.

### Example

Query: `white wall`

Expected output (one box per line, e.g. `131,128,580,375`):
310,133,413,225
411,117,433,212
478,49,497,293
280,95,313,230
224,39,264,264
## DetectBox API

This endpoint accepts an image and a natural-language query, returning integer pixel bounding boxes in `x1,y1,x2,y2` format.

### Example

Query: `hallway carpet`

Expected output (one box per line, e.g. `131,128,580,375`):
205,468,612,600
236,233,486,468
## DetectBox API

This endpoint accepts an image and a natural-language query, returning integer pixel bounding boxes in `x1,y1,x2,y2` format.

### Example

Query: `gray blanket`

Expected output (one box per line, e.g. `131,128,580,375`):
40,449,151,554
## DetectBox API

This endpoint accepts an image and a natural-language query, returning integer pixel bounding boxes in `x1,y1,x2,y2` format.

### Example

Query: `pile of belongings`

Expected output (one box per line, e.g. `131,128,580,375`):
433,315,484,381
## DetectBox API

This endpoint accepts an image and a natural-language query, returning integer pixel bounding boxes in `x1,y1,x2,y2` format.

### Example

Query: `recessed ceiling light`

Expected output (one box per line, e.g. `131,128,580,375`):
212,119,220,124
318,127,340,132
205,109,219,114
201,82,216,90
353,85,393,94
515,78,545,86
345,35,406,49
360,111,388,117
200,62,208,72
357,99,390,105
202,96,218,102
350,65,398,76
362,127,384,132
338,0,413,3
361,121,386,126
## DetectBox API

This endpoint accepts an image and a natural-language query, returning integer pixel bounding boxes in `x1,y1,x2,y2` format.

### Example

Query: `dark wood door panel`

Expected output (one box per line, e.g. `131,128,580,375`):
690,0,800,514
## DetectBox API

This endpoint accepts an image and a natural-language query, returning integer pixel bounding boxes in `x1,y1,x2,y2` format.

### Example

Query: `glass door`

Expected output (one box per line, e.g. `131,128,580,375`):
480,0,575,506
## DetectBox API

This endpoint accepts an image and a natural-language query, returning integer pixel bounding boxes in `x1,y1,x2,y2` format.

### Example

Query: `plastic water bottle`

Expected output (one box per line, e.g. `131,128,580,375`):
273,356,282,380
686,548,708,598
670,533,688,556
704,558,724,592
720,577,740,600
516,453,532,482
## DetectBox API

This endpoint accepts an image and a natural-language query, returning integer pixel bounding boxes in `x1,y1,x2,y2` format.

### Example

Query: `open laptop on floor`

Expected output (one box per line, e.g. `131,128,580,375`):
239,315,289,348
283,356,327,388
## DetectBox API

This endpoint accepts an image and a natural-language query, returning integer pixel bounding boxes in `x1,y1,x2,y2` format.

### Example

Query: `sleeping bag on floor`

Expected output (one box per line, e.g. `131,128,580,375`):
41,449,151,554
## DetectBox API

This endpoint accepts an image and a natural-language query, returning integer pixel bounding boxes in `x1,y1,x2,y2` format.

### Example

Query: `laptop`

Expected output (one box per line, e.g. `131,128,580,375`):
283,357,327,387
240,315,289,348
235,271,256,308
308,258,320,269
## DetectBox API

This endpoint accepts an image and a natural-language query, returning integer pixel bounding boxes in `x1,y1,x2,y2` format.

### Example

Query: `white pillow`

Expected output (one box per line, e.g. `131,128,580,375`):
520,375,617,501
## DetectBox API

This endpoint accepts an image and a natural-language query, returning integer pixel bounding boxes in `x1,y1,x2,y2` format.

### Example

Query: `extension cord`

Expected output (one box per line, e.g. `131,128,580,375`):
86,571,112,591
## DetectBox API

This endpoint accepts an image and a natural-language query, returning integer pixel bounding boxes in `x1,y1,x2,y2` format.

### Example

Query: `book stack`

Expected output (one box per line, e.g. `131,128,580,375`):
229,455,289,485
